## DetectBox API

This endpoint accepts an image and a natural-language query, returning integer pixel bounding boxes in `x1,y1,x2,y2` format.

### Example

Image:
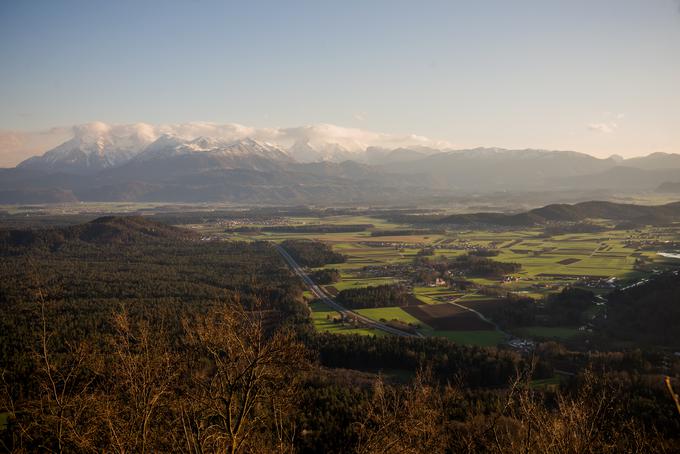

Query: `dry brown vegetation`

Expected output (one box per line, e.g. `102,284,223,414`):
2,301,678,453
1,301,307,453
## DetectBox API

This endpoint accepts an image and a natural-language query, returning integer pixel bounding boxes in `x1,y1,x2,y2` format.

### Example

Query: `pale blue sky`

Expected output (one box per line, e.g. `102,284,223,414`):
1,0,679,156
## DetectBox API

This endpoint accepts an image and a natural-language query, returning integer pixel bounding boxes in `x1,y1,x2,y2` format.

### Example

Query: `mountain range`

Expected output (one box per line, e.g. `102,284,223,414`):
2,125,680,204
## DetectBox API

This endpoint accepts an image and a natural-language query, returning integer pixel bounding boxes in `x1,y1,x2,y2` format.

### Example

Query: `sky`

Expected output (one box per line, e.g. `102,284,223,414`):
1,0,679,165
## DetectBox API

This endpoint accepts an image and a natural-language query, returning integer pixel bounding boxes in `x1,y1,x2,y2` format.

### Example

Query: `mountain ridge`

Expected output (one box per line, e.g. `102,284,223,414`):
4,128,680,204
435,200,680,226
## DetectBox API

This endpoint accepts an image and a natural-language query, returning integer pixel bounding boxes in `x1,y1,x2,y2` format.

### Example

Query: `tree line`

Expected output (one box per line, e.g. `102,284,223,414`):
280,239,347,267
335,285,413,309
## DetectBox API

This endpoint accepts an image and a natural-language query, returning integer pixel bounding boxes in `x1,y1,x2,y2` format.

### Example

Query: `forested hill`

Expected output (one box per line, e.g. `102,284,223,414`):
0,215,195,249
434,200,680,227
605,270,680,348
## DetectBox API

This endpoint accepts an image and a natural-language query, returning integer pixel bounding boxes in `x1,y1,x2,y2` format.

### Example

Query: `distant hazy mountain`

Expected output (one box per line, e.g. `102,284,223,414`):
621,152,680,170
558,166,680,191
657,181,680,193
363,146,442,164
6,130,680,204
378,148,621,191
287,140,357,162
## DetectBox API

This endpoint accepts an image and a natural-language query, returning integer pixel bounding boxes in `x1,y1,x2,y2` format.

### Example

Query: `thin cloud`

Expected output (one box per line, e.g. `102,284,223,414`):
588,122,618,134
588,112,623,134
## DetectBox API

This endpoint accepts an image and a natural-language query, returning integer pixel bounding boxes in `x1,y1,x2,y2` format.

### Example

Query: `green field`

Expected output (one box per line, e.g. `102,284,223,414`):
355,306,429,328
413,286,468,305
309,300,386,336
210,213,680,347
330,277,401,291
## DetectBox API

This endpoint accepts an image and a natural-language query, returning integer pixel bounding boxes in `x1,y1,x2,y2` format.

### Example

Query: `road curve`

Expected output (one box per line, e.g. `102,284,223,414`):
275,244,421,338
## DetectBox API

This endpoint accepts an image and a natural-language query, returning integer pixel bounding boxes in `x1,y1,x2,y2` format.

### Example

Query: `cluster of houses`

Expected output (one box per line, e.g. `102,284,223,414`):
220,216,289,228
358,264,415,279
358,262,526,289
501,275,521,283
357,241,426,249
624,238,680,251
326,312,368,329
356,240,495,251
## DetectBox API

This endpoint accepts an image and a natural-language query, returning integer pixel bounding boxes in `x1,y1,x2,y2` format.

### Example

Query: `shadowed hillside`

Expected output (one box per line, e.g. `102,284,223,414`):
435,201,680,227
0,215,195,248
605,271,680,348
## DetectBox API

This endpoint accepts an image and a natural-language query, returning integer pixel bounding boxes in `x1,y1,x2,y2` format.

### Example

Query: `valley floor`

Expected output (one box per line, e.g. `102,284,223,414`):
205,212,680,347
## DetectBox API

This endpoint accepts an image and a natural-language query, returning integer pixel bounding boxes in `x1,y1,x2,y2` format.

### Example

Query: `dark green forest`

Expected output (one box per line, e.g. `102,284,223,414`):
280,239,347,267
335,285,415,309
605,271,680,348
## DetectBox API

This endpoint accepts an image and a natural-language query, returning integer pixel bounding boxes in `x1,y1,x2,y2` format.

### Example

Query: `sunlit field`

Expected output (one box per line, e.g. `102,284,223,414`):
205,214,680,346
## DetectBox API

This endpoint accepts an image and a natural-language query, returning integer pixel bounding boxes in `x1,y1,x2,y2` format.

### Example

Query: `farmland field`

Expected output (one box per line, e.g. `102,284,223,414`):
355,306,426,327
402,303,493,330
204,213,680,347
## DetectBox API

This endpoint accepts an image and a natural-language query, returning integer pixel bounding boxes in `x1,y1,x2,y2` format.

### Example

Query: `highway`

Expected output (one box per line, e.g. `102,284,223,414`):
275,244,421,338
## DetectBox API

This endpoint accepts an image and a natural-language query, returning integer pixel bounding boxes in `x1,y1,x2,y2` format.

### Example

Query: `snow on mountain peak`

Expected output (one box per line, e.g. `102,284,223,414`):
134,135,290,162
17,121,455,172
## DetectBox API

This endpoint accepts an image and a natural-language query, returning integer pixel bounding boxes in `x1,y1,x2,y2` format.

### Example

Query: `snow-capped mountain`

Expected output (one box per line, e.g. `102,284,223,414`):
14,121,452,172
17,125,294,174
92,135,296,180
9,121,680,205
135,135,291,162
18,122,155,174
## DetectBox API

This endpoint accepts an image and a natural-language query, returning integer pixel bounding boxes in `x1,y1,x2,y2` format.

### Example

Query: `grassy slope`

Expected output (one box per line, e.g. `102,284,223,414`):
355,306,429,327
